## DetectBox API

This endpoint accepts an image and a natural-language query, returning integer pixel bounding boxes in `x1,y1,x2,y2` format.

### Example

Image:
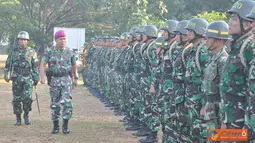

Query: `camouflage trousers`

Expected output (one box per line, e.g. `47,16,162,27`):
50,85,73,121
159,79,179,142
144,92,160,132
140,77,151,125
244,96,255,142
121,74,132,113
185,95,207,143
12,79,33,114
132,89,144,122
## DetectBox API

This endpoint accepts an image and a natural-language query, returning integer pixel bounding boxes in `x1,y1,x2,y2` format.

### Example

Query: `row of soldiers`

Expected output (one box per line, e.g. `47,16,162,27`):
83,0,255,142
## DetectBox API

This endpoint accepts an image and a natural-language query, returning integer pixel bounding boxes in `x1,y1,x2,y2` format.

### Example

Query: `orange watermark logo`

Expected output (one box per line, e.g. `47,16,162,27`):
208,129,248,141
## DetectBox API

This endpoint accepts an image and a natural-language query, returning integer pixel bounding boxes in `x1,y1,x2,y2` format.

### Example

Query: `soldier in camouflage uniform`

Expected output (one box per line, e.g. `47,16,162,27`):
122,27,139,119
40,30,78,134
202,21,230,136
172,20,192,142
219,0,255,141
125,28,145,130
115,33,130,115
183,18,212,142
137,25,158,143
4,31,39,126
158,20,179,143
245,6,255,142
126,26,149,131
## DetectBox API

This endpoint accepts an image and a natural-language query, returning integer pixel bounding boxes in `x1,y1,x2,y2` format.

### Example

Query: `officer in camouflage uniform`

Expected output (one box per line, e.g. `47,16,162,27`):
4,31,39,126
245,6,255,142
220,0,255,141
202,21,230,134
183,18,212,142
40,30,78,134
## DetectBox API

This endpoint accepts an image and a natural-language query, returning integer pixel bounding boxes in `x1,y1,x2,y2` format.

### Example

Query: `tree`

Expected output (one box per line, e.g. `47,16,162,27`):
195,11,228,23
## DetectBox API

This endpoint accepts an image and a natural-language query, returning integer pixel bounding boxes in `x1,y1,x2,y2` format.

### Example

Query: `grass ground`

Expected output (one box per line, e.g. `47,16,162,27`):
0,69,145,143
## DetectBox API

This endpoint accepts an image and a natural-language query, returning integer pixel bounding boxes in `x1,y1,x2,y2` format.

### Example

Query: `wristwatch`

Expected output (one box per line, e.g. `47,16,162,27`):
74,77,78,80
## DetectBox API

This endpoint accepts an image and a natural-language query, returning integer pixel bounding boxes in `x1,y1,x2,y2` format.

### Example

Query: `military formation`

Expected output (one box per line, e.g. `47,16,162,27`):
83,0,255,142
2,0,255,142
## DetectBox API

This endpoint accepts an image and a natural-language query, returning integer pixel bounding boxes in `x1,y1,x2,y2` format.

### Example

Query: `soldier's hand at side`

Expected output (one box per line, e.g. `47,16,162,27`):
72,79,78,89
200,106,205,119
221,122,227,129
4,75,10,83
149,84,155,93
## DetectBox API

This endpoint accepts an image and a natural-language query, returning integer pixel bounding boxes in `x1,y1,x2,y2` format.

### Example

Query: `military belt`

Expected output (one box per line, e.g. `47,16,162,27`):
13,67,31,76
207,94,220,102
52,72,69,77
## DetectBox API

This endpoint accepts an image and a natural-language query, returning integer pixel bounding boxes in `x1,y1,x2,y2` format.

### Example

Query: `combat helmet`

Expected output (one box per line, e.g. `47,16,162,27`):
120,32,130,40
161,20,179,34
246,6,255,20
130,27,139,36
155,36,168,47
228,0,255,21
204,21,230,40
184,18,209,36
142,25,158,38
17,31,30,40
174,20,189,35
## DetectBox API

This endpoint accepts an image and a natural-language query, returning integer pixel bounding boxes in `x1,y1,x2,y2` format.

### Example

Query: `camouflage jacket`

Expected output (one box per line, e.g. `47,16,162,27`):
172,43,192,104
220,32,254,124
4,46,39,82
42,47,76,87
159,41,177,94
203,48,228,121
185,41,212,105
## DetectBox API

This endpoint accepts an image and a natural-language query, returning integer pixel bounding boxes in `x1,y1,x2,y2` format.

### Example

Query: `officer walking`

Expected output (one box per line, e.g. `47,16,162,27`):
39,29,78,134
4,31,39,126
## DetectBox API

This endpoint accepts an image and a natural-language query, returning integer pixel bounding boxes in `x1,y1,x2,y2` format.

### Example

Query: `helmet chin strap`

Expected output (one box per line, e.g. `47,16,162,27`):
232,16,252,39
179,34,187,45
189,33,200,43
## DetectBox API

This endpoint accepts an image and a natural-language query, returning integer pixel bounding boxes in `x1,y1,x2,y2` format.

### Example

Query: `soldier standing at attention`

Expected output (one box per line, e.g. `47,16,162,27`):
220,0,255,131
4,31,39,126
184,18,211,142
201,21,230,132
245,6,255,142
39,30,78,134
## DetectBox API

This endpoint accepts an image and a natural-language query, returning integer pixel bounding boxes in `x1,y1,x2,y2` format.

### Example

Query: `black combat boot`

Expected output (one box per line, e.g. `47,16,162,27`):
125,121,141,131
24,112,30,125
132,127,151,137
139,131,158,143
15,114,21,126
51,120,59,134
62,119,70,134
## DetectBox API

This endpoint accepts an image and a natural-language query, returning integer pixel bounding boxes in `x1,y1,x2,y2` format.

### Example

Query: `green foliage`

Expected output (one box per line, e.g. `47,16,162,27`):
0,0,236,50
195,11,228,23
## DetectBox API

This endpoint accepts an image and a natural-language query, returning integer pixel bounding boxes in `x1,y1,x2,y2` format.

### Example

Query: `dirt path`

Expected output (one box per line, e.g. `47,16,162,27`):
0,70,142,143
